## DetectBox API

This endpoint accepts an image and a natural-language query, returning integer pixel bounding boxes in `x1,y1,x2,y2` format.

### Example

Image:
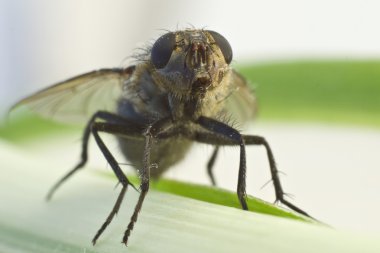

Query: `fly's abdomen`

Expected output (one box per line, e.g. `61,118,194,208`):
117,136,192,178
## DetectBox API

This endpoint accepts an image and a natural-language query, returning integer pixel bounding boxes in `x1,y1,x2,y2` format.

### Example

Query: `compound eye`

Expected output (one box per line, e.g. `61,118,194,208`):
207,30,233,64
151,32,176,69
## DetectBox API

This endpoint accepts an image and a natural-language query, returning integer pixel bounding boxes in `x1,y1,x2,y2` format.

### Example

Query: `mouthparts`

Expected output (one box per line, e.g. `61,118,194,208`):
192,73,211,93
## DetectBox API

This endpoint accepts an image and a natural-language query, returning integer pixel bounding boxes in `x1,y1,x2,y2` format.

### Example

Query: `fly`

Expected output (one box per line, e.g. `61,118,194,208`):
12,29,311,246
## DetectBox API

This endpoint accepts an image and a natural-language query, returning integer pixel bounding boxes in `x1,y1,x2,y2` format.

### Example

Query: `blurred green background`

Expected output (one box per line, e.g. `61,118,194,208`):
239,61,380,127
3,60,380,142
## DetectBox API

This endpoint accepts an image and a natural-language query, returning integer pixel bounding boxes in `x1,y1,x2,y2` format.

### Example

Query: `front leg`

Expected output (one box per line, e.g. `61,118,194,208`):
243,135,310,217
206,146,220,186
46,111,140,201
122,128,152,245
196,117,248,210
122,117,174,245
88,120,145,245
195,116,311,218
89,117,174,246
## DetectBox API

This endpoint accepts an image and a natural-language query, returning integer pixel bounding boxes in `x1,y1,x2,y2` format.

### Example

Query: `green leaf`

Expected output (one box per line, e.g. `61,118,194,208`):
1,140,380,253
99,172,308,222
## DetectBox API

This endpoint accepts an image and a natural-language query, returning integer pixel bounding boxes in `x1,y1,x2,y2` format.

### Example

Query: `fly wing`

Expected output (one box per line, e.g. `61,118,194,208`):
224,70,257,125
11,67,135,125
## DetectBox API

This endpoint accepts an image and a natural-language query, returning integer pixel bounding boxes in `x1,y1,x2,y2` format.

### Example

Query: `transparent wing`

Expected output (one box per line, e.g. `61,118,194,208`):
224,70,257,124
12,67,135,125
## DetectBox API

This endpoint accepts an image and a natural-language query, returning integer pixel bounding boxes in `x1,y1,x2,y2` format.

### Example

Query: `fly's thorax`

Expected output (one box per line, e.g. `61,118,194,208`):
119,63,172,122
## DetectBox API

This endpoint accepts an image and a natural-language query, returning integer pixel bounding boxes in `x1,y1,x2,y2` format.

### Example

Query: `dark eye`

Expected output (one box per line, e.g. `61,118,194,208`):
151,32,176,69
207,30,233,64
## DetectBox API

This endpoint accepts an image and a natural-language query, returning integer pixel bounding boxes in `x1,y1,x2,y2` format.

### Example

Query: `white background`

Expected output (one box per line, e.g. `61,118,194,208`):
1,0,380,234
2,0,380,114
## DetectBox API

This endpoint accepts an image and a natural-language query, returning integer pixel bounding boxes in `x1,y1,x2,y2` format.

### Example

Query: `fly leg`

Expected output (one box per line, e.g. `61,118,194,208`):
122,118,173,246
46,111,139,200
85,121,145,245
121,129,152,246
206,146,219,186
196,116,248,210
194,116,311,218
242,135,311,217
